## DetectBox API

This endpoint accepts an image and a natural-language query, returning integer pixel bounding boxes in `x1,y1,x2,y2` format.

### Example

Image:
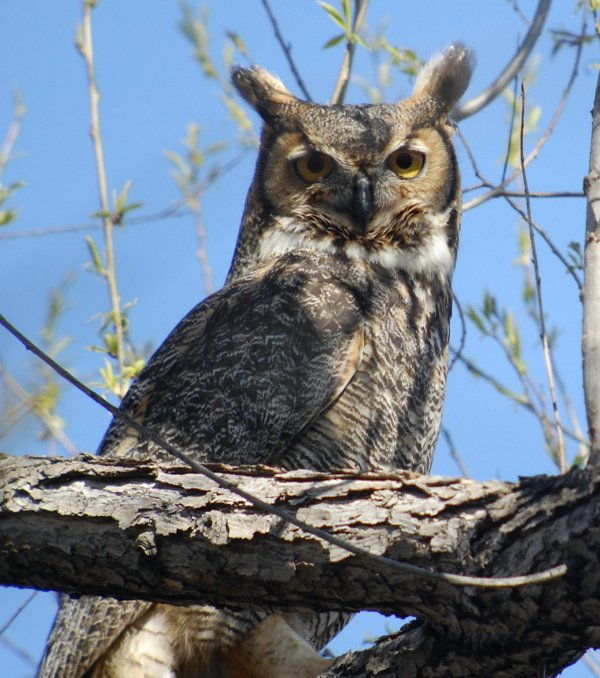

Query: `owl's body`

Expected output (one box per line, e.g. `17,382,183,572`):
39,44,472,678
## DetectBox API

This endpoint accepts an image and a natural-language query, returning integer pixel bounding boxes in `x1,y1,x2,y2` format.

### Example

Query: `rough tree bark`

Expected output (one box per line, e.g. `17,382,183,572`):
2,66,599,678
1,453,600,676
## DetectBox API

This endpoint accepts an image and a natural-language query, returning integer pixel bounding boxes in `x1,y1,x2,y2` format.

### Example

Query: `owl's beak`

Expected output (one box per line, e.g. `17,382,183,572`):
353,172,373,234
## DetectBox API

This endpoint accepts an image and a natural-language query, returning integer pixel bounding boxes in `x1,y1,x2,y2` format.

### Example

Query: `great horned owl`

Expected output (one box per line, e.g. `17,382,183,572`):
39,43,472,678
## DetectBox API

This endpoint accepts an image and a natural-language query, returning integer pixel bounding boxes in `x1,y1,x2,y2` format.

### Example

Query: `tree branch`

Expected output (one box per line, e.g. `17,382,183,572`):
260,0,313,101
329,0,369,105
452,0,551,121
584,71,600,463
2,454,600,675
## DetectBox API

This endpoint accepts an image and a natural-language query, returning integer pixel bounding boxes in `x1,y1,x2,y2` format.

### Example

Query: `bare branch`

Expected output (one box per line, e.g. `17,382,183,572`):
458,130,583,289
509,0,534,26
504,195,583,289
330,0,369,105
0,91,24,172
497,190,584,199
583,71,600,462
0,366,78,455
261,0,312,101
0,148,250,242
0,454,577,604
448,292,466,372
0,635,37,669
583,652,600,678
0,591,37,637
0,312,564,590
3,455,599,676
520,84,566,473
452,0,551,121
78,2,126,392
464,14,585,211
452,349,587,448
440,427,471,479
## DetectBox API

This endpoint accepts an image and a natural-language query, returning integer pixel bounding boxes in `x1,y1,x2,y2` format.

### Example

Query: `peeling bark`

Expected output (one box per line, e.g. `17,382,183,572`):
1,454,600,675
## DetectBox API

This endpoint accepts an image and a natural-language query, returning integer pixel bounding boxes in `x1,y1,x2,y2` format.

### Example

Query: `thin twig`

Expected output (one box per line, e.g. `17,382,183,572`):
79,2,126,391
583,651,600,678
509,0,533,26
0,92,24,172
189,191,213,295
441,427,472,479
502,195,583,289
502,75,520,182
464,9,585,211
0,366,78,455
448,292,466,372
453,0,551,120
451,349,587,447
0,590,37,636
0,635,37,668
520,83,567,473
554,360,589,463
452,349,530,406
330,0,369,105
0,148,250,242
499,191,584,199
488,328,548,416
458,129,583,289
0,312,567,589
260,0,312,101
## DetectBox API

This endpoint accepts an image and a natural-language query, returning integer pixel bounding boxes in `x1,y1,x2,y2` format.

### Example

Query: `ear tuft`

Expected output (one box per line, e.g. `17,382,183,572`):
411,43,474,118
231,67,299,120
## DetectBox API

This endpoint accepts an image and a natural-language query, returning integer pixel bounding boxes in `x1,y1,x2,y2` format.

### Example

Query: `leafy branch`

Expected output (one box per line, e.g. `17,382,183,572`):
76,0,143,398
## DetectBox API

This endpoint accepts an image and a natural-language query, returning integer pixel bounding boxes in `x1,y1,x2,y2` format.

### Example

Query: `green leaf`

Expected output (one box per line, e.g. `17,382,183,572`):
465,306,486,334
482,292,497,319
354,34,370,51
522,281,535,304
0,209,17,226
113,179,132,213
164,149,188,175
103,333,119,358
527,105,541,131
226,30,250,60
341,0,351,22
323,33,345,49
99,359,119,394
222,94,253,133
85,236,105,274
503,311,523,369
319,2,349,32
206,141,228,155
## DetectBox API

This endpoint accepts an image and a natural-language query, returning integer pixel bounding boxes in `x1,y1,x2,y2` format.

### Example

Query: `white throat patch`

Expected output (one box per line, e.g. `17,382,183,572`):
259,210,455,279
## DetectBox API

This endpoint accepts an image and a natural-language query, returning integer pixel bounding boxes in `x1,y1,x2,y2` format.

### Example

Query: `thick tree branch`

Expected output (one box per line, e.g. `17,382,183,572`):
584,71,600,462
452,0,551,121
2,455,600,675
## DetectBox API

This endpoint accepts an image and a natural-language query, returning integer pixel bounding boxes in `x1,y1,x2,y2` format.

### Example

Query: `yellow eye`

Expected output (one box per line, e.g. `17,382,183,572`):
387,149,425,179
293,152,334,183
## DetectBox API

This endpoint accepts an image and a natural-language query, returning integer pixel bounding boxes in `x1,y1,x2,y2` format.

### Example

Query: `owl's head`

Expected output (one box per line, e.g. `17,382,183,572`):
229,43,473,281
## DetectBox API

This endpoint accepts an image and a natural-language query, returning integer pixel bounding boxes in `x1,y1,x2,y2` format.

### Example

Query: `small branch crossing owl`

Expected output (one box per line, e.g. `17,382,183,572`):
39,43,473,678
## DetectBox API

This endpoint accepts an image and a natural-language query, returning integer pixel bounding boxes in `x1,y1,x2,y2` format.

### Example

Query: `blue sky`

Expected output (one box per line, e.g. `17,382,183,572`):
0,1,597,676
